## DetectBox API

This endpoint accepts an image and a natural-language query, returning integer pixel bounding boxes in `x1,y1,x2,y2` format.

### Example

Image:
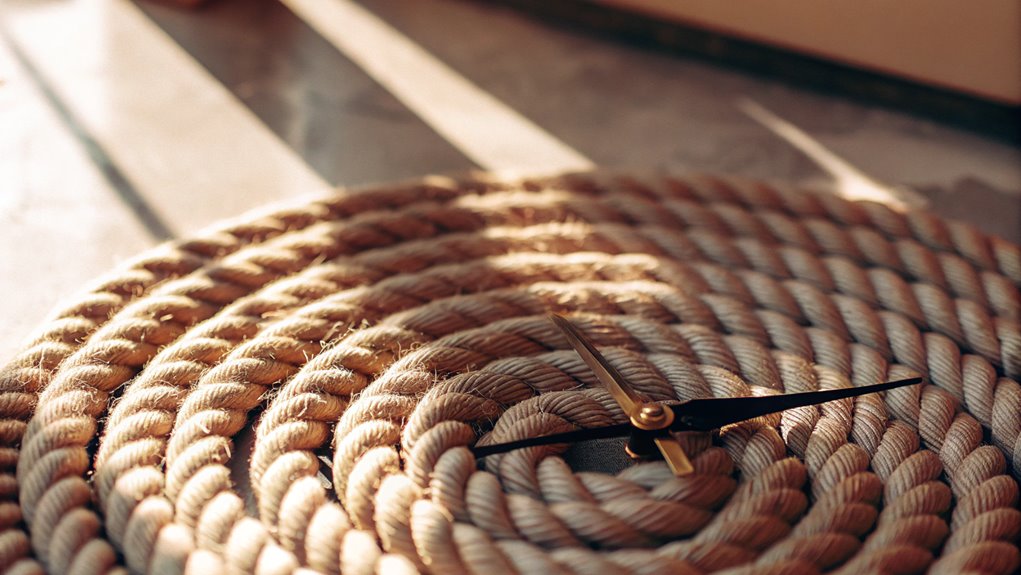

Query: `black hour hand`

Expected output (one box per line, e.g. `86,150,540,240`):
470,423,632,458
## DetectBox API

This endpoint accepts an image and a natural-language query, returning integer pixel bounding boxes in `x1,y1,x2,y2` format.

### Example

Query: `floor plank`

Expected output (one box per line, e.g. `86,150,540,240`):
135,0,477,186
0,0,1018,363
0,38,155,361
2,0,329,236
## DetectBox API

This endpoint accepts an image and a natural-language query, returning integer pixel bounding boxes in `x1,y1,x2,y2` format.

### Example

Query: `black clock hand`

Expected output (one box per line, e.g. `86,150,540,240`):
668,376,923,432
471,377,923,459
470,423,632,457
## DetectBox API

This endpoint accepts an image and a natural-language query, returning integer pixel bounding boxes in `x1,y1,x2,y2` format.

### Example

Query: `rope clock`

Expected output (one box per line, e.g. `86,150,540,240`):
1,171,1019,574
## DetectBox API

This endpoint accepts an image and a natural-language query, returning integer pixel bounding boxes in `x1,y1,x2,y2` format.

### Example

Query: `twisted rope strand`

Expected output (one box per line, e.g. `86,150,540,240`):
0,177,483,572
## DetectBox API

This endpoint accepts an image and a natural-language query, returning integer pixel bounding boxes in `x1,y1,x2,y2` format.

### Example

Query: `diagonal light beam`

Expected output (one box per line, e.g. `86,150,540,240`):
280,0,594,175
739,98,927,209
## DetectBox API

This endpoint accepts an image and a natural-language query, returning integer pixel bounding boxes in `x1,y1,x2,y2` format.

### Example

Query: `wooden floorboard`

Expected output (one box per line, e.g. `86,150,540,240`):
0,0,1018,363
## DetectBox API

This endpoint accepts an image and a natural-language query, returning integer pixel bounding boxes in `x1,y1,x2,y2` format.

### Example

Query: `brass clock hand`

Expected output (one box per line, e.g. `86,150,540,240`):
549,314,641,416
652,437,692,476
550,314,693,475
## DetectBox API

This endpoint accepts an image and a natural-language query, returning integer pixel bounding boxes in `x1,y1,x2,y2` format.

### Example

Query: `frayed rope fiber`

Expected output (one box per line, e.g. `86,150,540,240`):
1,171,1020,575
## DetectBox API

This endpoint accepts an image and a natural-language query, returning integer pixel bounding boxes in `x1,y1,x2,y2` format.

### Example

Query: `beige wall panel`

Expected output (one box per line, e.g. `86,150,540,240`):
596,0,1021,104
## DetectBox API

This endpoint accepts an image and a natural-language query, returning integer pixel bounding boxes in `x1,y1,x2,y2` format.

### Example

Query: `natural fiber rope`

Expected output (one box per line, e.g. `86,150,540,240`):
1,171,1019,575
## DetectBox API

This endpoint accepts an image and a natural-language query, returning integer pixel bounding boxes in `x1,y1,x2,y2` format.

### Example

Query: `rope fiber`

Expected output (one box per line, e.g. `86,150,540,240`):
1,171,1019,575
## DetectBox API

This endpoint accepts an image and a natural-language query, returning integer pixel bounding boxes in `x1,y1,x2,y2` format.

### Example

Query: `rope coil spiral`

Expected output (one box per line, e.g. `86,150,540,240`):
1,170,1019,574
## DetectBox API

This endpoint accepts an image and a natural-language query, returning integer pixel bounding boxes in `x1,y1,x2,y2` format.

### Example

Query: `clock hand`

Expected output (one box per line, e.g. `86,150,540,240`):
550,314,693,475
653,437,692,476
470,377,922,462
470,423,632,457
550,314,641,415
668,376,923,432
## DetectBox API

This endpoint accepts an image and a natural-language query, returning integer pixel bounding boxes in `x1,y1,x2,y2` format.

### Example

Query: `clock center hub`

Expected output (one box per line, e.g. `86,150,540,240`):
630,402,674,431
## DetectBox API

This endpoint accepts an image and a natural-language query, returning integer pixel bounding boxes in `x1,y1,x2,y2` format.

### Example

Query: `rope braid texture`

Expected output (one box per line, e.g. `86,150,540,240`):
1,171,1019,575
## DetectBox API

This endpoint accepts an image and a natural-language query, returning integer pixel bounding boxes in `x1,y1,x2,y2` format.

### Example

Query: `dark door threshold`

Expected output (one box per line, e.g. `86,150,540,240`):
489,0,1021,145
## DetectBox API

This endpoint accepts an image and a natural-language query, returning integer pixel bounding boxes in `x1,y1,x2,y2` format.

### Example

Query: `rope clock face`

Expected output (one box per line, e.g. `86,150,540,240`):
2,172,1020,575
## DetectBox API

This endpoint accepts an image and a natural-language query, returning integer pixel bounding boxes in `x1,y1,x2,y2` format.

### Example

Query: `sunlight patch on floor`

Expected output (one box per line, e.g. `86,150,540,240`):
280,0,594,175
738,97,928,209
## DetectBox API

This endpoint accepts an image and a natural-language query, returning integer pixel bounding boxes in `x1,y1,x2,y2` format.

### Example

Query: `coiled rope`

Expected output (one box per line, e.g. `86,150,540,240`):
1,171,1019,575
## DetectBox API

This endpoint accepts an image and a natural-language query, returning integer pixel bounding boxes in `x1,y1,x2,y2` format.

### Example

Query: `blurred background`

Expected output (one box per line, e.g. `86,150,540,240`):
1,0,1019,362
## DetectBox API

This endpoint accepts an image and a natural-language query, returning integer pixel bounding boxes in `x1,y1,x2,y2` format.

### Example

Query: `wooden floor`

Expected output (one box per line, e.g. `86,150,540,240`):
0,0,1019,362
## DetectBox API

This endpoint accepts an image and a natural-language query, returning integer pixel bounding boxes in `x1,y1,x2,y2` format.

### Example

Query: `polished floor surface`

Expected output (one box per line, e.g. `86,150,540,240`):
1,0,1019,362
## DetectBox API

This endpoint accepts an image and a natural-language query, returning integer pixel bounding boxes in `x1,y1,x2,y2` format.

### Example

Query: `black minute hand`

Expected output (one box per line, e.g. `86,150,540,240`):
470,377,923,459
668,376,923,432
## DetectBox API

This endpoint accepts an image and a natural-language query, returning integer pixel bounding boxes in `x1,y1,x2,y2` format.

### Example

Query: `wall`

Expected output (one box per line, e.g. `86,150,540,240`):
597,0,1021,105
